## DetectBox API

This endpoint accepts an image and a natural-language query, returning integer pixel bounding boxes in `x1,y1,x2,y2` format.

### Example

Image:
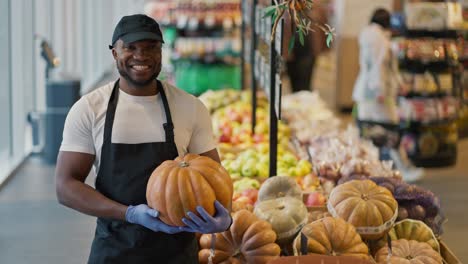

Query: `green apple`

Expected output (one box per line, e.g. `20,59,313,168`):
241,161,258,178
281,152,298,167
256,163,269,179
233,178,260,193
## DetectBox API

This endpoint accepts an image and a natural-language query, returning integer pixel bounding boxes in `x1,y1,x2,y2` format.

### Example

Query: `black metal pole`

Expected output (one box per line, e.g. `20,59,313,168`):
251,0,258,135
269,0,277,177
241,0,245,91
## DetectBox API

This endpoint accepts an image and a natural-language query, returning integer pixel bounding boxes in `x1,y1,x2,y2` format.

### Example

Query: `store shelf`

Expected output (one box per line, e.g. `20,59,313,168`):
161,20,240,33
402,29,459,39
171,54,241,65
409,148,457,168
401,118,459,128
399,59,456,73
400,91,451,99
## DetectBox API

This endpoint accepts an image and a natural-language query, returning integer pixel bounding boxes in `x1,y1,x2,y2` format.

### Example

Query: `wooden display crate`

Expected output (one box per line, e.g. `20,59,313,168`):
268,254,373,264
440,241,462,264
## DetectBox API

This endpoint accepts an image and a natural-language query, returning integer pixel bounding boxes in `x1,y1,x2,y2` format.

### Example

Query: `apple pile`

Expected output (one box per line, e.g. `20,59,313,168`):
221,146,313,180
212,101,291,148
199,89,243,113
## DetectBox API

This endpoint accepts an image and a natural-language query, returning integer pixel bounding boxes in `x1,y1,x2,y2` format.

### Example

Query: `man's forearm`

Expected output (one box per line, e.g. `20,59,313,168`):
57,178,127,221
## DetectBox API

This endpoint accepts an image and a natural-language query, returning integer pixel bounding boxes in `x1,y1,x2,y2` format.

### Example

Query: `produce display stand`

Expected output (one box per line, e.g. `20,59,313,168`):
195,1,464,263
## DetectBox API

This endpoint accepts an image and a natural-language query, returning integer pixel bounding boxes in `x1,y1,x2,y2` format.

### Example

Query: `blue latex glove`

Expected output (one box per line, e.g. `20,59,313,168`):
181,200,232,234
125,204,185,234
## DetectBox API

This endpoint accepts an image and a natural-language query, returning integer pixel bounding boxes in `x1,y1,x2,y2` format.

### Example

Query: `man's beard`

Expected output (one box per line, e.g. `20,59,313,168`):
117,64,160,87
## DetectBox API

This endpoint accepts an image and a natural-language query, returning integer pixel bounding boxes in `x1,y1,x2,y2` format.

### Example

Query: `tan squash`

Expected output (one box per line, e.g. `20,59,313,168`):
232,200,254,212
328,180,398,240
257,176,302,202
146,154,233,226
376,219,440,253
198,210,281,264
375,239,442,264
293,217,369,259
308,210,332,223
254,196,308,244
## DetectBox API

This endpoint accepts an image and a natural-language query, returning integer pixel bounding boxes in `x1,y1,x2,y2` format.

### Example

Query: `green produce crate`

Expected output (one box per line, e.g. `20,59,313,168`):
174,61,241,96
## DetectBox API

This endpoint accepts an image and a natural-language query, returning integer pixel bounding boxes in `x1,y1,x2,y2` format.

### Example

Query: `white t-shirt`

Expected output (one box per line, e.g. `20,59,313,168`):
60,80,217,175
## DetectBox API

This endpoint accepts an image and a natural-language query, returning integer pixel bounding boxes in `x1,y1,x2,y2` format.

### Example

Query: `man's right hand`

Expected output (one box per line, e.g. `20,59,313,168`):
125,204,185,234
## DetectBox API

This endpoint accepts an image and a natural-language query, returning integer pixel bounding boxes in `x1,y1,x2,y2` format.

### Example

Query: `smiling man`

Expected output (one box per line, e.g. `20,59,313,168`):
55,14,231,264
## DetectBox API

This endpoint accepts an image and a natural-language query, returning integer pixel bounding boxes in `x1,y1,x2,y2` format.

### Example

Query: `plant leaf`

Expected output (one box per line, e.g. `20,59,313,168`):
288,35,296,54
272,11,278,24
263,6,277,18
326,32,333,47
299,31,305,46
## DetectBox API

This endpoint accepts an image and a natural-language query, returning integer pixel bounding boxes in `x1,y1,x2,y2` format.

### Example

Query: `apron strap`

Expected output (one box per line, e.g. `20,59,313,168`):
102,79,120,150
157,80,175,143
103,79,176,146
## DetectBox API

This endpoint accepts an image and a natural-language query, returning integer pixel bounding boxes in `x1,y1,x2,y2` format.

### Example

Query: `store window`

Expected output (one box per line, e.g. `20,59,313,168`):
0,0,12,181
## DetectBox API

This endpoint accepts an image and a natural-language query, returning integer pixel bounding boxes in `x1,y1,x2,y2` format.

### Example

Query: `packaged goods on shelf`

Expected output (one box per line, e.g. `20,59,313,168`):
405,2,464,30
399,96,459,123
393,38,461,63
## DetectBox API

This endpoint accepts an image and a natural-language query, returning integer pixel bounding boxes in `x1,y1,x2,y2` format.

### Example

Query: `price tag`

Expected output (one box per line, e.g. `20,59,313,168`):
265,62,271,90
264,16,271,44
254,51,260,80
260,58,265,89
244,39,251,63
275,19,283,55
275,73,282,119
255,5,261,35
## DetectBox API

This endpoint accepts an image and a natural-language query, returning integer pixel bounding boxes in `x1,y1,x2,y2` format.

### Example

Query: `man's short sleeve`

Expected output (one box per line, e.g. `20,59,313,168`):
60,98,95,154
187,99,217,154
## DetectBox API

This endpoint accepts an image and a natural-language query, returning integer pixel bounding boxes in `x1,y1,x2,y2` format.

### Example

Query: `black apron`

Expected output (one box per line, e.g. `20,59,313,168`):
88,80,198,264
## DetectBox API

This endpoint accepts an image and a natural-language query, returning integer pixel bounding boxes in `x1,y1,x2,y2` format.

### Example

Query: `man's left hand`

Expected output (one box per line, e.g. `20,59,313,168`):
181,200,232,234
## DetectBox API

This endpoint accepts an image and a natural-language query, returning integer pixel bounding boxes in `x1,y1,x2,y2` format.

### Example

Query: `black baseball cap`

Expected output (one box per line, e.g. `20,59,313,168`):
109,14,164,49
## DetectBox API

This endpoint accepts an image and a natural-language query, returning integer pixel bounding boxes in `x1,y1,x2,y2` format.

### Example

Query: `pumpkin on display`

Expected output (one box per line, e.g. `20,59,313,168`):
375,239,442,264
376,219,440,253
257,175,302,202
293,217,369,259
198,210,281,264
146,154,233,226
328,179,398,240
254,196,308,244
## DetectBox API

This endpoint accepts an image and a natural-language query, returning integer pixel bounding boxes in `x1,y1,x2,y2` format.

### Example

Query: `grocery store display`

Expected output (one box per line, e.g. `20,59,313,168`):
374,239,442,264
146,154,233,226
196,85,457,262
146,0,242,95
392,1,464,167
293,217,369,259
198,210,280,264
377,219,440,253
254,197,308,244
327,180,398,240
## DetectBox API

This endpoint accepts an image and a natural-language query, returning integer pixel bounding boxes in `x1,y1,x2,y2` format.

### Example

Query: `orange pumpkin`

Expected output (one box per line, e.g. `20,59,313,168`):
146,154,233,226
328,180,398,240
199,210,281,264
375,239,442,264
293,217,369,259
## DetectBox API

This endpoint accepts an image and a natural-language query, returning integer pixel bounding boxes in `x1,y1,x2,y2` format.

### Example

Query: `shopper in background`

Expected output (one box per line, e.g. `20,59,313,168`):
353,8,423,182
284,2,328,92
55,14,231,264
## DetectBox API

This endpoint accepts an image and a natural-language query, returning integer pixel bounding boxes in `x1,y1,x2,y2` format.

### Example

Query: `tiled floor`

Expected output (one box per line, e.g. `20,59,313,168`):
1,141,467,263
